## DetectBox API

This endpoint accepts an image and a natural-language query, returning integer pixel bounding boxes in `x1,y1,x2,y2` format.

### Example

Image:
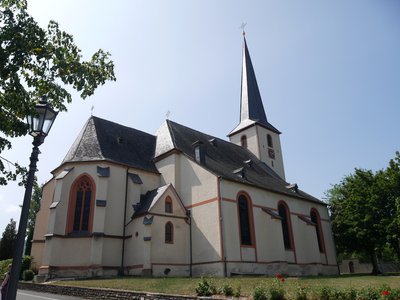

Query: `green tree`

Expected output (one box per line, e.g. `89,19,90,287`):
384,151,400,261
0,0,116,185
0,218,17,260
24,180,41,255
327,152,400,273
327,169,391,274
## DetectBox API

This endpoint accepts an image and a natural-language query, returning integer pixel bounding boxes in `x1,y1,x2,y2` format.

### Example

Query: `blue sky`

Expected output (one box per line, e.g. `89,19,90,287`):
1,0,399,233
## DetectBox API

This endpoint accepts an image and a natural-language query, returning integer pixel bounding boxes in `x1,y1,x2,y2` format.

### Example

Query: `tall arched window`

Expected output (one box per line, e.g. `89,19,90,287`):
238,194,253,246
267,134,273,148
278,202,293,250
165,196,173,213
165,222,174,243
67,175,95,234
311,209,325,253
241,135,247,149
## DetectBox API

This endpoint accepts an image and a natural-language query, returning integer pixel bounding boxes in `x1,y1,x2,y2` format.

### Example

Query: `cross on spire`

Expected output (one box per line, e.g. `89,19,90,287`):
240,22,247,36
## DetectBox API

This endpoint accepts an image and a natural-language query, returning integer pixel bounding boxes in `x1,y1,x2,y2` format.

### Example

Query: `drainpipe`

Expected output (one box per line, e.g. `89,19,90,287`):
218,176,227,277
120,167,129,276
187,209,193,277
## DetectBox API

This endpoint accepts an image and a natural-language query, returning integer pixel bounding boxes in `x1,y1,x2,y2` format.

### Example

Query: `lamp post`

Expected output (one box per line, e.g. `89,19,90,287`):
7,100,58,300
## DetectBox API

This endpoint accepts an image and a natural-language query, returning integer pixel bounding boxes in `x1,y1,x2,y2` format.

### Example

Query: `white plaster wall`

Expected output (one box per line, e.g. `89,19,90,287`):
229,127,260,158
256,126,285,180
177,156,218,207
219,179,337,269
191,201,221,263
124,217,148,273
31,178,55,268
101,238,123,266
41,162,161,274
291,217,320,263
48,237,92,266
155,154,178,189
252,206,286,263
151,216,189,265
322,221,337,265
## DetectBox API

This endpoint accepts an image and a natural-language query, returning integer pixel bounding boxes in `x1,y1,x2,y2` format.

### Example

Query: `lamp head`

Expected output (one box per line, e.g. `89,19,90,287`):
27,98,58,141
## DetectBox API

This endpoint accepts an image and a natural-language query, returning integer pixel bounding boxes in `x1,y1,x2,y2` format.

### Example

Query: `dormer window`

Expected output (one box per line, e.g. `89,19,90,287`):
241,135,247,149
192,140,205,164
195,146,201,162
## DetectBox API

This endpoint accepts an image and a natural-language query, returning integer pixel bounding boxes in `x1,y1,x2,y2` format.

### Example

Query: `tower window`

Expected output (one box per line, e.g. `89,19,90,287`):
267,134,273,148
311,209,325,253
165,222,174,243
238,194,254,246
241,135,247,149
278,202,293,250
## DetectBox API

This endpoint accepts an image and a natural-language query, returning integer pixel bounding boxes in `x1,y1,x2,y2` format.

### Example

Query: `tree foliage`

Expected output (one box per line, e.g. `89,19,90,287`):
0,0,116,184
327,152,400,274
0,218,17,260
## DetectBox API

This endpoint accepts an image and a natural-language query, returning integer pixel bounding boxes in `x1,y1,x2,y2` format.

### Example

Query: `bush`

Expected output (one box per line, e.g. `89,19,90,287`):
294,284,308,300
234,286,241,298
22,269,34,281
195,277,216,296
356,287,379,300
20,256,32,279
220,283,234,296
0,258,12,275
269,275,286,300
318,286,333,300
253,285,269,300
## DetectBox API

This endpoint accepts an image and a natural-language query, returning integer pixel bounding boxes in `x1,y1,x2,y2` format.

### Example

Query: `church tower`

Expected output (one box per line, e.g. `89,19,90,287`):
228,34,285,180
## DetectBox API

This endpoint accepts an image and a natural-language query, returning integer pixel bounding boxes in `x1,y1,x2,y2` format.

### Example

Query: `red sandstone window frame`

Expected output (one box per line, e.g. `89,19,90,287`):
165,196,173,213
236,192,256,247
310,208,326,253
278,201,294,251
165,221,174,244
66,174,96,235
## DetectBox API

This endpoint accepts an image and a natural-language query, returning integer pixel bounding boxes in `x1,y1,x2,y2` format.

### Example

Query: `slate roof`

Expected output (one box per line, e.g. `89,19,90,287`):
133,185,170,216
229,36,281,136
62,116,158,174
162,120,324,204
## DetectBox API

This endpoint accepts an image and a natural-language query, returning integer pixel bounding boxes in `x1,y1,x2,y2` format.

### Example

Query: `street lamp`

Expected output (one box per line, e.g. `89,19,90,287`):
7,99,58,300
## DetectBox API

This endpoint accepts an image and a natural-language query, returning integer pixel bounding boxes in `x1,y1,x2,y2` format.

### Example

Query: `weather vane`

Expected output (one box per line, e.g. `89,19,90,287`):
91,105,94,116
240,22,247,36
166,110,171,120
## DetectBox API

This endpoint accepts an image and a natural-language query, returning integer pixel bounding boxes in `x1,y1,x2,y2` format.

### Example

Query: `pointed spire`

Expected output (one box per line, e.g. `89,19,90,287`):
240,36,268,125
228,35,280,136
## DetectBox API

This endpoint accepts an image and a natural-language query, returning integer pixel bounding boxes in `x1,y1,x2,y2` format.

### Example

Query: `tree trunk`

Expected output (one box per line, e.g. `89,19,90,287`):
370,250,381,275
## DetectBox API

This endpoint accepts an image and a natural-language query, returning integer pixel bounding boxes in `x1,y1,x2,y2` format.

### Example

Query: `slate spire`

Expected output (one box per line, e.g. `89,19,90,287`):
240,34,268,125
229,33,280,135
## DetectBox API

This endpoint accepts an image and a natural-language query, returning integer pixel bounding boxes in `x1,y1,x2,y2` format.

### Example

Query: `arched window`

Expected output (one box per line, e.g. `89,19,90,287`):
267,134,273,148
238,194,254,246
278,202,293,250
165,222,174,243
165,196,173,213
311,209,325,253
240,135,247,149
67,175,95,234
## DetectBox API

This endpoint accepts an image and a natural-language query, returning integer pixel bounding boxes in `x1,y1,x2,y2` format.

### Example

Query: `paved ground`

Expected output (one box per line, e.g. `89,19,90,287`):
16,290,84,300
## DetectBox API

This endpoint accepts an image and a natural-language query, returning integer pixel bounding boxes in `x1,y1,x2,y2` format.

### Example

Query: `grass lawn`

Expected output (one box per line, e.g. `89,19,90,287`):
52,274,400,297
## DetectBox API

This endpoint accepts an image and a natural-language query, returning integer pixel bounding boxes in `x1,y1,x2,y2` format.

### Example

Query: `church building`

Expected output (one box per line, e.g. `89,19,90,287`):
31,35,338,278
